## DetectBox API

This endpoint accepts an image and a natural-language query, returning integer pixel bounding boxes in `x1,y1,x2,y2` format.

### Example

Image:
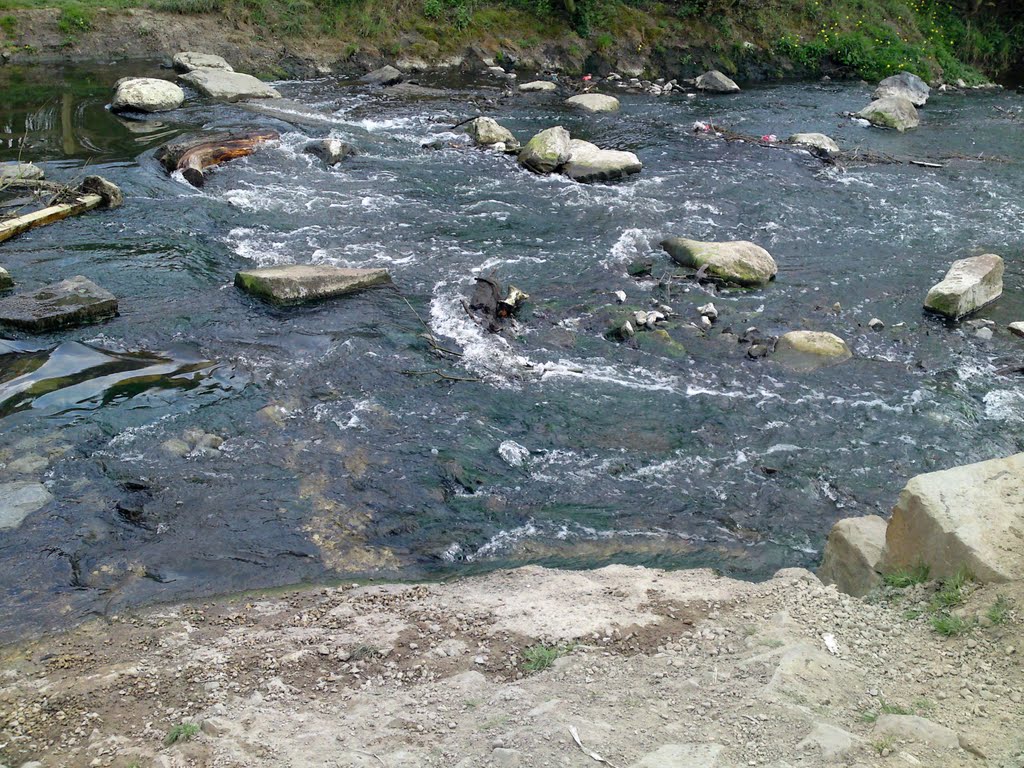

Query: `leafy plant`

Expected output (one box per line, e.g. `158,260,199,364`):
57,3,93,33
882,563,930,589
522,643,570,672
931,612,972,637
165,722,200,745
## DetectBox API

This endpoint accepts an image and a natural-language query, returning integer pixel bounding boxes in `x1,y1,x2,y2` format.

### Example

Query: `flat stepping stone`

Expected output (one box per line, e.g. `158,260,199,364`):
235,265,391,305
565,93,620,113
0,276,118,332
179,69,280,102
661,237,777,287
519,80,557,92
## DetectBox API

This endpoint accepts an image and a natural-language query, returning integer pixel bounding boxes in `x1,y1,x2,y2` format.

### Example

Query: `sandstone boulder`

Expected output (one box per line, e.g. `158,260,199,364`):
857,97,919,131
518,126,571,174
789,133,839,154
873,71,929,106
180,70,280,102
565,93,620,113
660,237,776,287
562,139,641,183
923,254,1003,319
695,70,740,93
466,117,520,150
234,265,391,305
818,515,887,596
882,453,1024,583
773,331,852,370
519,80,557,92
111,77,185,113
172,52,233,73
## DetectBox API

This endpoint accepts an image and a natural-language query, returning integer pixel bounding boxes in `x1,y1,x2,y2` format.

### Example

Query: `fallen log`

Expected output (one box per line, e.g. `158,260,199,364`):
0,175,122,245
155,130,280,187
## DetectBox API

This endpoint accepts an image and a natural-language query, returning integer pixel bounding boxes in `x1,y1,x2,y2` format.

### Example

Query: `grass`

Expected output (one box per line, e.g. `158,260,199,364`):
522,643,570,672
164,722,200,745
930,612,972,637
986,594,1012,625
872,734,896,755
930,566,973,611
882,563,930,589
56,1,92,32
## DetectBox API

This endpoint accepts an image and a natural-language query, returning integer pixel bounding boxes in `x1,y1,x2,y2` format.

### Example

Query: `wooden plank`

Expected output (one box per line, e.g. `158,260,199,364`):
0,193,103,245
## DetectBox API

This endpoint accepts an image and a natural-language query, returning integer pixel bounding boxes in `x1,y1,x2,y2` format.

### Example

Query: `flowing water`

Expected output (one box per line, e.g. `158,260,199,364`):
1,63,1022,641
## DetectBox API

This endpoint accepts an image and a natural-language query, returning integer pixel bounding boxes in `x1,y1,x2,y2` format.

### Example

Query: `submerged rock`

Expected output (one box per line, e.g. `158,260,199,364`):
1009,321,1024,339
0,481,52,530
561,139,641,183
0,267,12,291
873,71,929,106
360,65,404,86
695,70,740,93
773,331,851,369
923,253,1003,319
519,80,557,92
660,237,777,287
304,139,357,166
518,126,571,174
789,133,840,154
818,515,887,597
111,77,185,113
0,161,44,181
465,117,520,150
857,97,919,131
172,51,234,73
882,452,1024,582
234,265,391,306
180,69,281,102
0,276,118,332
564,93,620,113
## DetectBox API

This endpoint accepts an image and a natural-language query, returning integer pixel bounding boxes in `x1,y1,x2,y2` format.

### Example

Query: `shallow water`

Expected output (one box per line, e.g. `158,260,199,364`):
1,64,1022,641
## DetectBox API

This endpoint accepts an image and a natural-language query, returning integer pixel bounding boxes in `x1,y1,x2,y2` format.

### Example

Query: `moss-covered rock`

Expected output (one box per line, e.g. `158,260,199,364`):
857,97,919,131
660,237,777,287
518,126,571,174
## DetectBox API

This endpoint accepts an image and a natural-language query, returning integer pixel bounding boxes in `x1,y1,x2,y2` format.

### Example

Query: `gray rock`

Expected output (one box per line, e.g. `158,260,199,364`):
874,71,929,106
695,70,740,93
1008,321,1024,339
491,747,523,767
0,482,52,529
797,722,860,758
235,264,391,306
857,97,919,131
172,51,233,73
976,326,993,340
882,452,1024,582
924,254,1003,319
868,317,885,330
519,80,557,92
0,161,44,181
818,515,887,596
773,331,852,370
873,715,959,749
661,237,777,287
161,438,191,458
466,117,520,150
0,267,12,291
360,65,404,86
565,93,620,113
0,276,118,332
111,77,185,113
81,175,124,208
304,139,357,166
7,454,48,474
180,69,281,102
562,139,641,183
789,133,840,154
631,743,724,767
518,126,571,174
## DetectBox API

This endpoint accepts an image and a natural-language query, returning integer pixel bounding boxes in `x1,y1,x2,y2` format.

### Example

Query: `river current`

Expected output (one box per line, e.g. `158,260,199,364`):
1,64,1022,641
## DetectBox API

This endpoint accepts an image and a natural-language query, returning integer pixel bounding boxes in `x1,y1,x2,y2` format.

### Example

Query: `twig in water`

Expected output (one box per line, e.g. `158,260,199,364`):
400,368,481,383
400,296,463,357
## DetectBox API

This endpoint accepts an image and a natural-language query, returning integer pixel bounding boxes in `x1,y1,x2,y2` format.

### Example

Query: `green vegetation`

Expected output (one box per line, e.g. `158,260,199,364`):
930,611,972,636
56,1,92,31
882,563,930,588
930,566,972,611
164,722,200,745
522,643,570,672
0,13,16,32
986,594,1012,625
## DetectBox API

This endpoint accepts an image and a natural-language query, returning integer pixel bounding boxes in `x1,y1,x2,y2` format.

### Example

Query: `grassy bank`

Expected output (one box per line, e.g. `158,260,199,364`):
0,0,1021,82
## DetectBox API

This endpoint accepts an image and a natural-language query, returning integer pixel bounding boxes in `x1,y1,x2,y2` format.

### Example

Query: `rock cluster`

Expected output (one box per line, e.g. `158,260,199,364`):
516,125,642,183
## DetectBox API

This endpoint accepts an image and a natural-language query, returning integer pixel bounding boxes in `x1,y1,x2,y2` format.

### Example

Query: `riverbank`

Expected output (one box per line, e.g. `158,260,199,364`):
0,563,1021,767
0,0,1021,84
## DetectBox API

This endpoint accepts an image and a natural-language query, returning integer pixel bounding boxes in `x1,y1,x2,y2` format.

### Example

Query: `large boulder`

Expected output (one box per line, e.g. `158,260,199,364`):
519,80,557,92
0,276,118,332
234,265,391,305
172,51,233,73
517,126,571,174
562,139,641,183
0,482,52,530
179,69,281,102
0,161,44,181
695,70,740,93
111,77,185,113
360,65,404,86
873,71,929,106
882,453,1024,582
923,254,1003,319
818,516,887,596
773,331,852,370
565,93,620,113
660,237,777,287
789,133,839,154
857,97,919,131
465,117,520,150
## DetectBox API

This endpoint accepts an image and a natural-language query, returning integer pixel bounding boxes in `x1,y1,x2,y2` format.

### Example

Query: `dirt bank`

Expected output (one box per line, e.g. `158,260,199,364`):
1,564,1021,767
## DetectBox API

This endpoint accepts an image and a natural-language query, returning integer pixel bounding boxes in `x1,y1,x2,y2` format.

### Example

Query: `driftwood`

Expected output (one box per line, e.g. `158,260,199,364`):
0,175,122,245
155,131,280,187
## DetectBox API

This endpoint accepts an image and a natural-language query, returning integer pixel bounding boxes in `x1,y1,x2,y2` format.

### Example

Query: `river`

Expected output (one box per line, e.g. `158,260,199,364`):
1,63,1022,642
